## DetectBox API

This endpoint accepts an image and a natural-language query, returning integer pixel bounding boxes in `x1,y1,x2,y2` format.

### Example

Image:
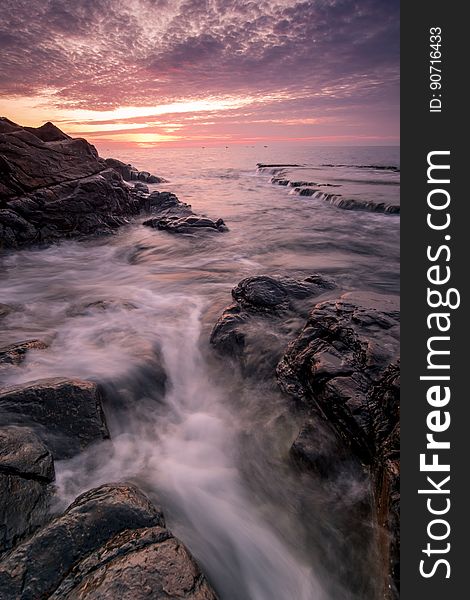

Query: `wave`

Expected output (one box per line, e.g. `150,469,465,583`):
287,187,399,214
321,164,400,173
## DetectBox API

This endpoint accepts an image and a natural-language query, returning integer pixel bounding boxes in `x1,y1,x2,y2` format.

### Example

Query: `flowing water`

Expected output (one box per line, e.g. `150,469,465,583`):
0,145,399,600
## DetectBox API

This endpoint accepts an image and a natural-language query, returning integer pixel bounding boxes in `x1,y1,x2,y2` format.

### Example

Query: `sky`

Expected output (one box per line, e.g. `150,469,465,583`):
0,0,399,147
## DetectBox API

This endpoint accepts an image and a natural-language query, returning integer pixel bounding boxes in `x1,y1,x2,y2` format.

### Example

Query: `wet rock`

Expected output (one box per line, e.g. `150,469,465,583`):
143,191,227,235
0,483,166,599
0,377,109,459
0,339,48,366
145,215,228,234
276,291,400,597
0,119,172,248
210,274,335,375
104,158,166,184
134,181,149,194
49,526,218,600
0,426,55,553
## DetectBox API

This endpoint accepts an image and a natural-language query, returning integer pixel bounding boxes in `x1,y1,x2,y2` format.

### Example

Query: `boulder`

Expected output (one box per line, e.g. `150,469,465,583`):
210,274,335,374
0,483,164,599
143,191,227,235
49,527,217,600
276,291,400,598
0,378,109,459
0,483,217,600
0,426,55,553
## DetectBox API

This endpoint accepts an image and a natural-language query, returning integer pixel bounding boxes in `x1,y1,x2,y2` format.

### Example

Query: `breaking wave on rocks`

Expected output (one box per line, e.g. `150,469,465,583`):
257,158,400,214
0,144,399,600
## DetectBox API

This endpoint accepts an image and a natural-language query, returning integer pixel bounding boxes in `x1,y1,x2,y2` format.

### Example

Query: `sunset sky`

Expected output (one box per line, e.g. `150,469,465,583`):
0,0,399,148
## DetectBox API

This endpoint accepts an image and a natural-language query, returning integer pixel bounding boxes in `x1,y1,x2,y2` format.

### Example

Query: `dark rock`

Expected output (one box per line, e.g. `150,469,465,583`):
24,122,71,143
143,191,227,235
0,483,165,599
147,191,192,216
232,274,335,313
0,120,102,199
276,291,400,597
49,526,218,600
134,182,149,194
0,426,55,554
0,119,174,248
210,274,335,375
0,377,109,459
104,158,166,184
0,339,48,366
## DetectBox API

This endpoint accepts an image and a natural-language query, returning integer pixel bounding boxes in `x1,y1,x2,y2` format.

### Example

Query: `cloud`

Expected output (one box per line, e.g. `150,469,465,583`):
0,0,399,143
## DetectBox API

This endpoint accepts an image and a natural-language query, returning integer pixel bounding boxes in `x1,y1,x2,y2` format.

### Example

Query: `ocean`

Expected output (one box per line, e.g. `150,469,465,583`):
0,145,399,600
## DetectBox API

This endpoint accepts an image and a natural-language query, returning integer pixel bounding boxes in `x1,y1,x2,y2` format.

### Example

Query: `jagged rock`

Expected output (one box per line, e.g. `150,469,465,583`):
24,122,71,143
276,291,400,598
210,275,335,374
143,191,227,234
104,158,165,184
0,119,170,248
0,483,217,600
0,339,48,366
0,378,109,459
0,426,55,553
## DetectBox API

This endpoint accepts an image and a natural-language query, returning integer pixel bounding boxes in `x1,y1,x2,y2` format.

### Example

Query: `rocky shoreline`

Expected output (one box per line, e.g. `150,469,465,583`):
0,118,226,248
211,278,400,599
1,120,399,599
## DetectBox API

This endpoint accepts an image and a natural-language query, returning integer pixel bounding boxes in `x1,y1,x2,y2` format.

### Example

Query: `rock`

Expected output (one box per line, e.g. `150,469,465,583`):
0,426,55,553
277,291,399,458
0,119,103,199
0,482,217,600
134,182,149,194
147,191,193,216
104,158,166,184
0,339,48,366
0,119,172,248
145,215,228,234
143,191,227,235
0,483,165,599
49,526,218,600
276,291,400,597
24,122,71,143
232,274,335,312
0,377,109,459
210,274,336,374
